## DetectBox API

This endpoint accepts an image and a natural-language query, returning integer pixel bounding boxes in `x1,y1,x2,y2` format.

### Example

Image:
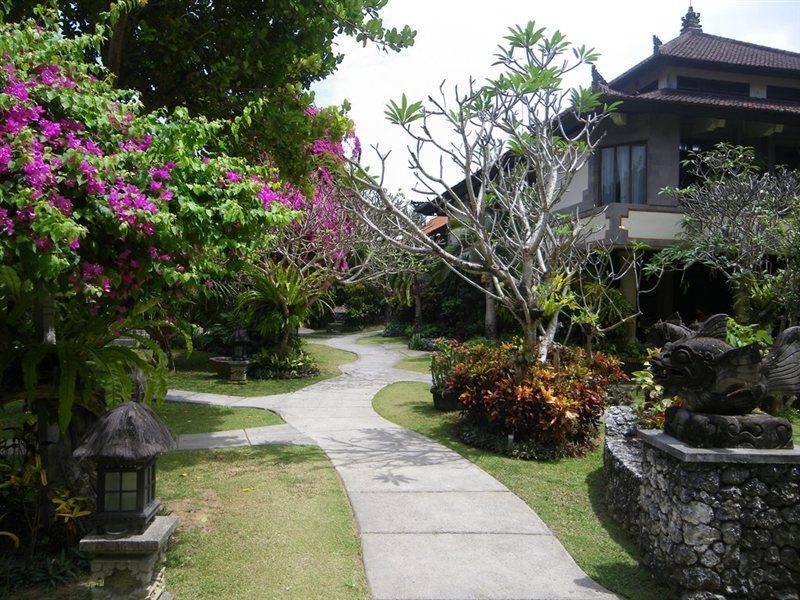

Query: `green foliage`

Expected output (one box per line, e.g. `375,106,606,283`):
337,282,386,327
725,317,772,348
384,93,424,125
9,1,414,184
250,346,320,380
433,339,627,458
1,547,88,594
236,261,332,350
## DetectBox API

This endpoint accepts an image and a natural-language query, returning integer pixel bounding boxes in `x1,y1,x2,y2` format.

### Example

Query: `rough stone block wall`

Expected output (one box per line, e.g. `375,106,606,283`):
639,445,800,599
603,406,644,538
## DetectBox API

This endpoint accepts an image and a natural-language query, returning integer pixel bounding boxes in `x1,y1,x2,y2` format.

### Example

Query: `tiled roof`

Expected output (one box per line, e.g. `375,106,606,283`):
611,31,800,88
600,85,800,116
658,32,800,72
421,216,448,234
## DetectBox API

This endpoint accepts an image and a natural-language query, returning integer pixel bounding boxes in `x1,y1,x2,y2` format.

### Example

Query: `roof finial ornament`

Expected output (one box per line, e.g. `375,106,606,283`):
681,4,702,34
653,35,663,54
591,64,608,88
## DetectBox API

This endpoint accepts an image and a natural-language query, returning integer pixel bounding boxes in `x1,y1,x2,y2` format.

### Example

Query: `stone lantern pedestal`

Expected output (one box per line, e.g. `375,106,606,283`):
637,430,800,599
80,515,179,600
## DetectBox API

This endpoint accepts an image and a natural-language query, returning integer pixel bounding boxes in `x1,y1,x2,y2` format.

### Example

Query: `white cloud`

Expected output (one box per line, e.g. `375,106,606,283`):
313,0,800,196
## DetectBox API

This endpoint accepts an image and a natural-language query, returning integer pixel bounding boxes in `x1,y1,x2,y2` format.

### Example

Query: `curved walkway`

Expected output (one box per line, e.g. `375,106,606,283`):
167,332,617,600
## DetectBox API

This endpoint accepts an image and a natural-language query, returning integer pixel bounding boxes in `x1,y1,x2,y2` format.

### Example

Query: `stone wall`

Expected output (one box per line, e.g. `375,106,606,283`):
638,438,800,599
603,406,644,538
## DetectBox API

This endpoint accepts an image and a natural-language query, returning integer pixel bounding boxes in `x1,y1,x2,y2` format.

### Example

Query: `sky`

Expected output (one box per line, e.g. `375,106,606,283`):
312,0,800,197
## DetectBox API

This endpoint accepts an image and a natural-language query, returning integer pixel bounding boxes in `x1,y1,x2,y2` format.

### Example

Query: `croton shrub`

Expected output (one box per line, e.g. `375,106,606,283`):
433,339,627,459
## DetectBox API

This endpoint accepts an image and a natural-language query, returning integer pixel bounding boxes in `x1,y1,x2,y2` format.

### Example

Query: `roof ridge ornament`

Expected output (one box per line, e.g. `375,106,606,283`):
590,65,608,88
681,4,702,34
653,35,663,54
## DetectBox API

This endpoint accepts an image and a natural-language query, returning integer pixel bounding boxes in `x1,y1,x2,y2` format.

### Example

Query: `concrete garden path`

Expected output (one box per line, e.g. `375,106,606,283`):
167,332,618,600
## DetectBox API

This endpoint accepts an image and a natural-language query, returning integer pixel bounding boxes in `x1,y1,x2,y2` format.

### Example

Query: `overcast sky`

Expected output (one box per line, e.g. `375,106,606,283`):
312,0,800,196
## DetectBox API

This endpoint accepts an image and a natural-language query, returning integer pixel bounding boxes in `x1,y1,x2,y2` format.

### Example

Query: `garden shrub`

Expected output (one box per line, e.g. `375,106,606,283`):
436,339,626,458
382,321,406,337
408,333,436,351
249,345,320,380
338,283,386,327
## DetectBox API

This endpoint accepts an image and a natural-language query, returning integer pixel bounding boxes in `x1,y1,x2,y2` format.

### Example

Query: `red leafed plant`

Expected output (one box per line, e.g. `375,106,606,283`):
440,339,627,458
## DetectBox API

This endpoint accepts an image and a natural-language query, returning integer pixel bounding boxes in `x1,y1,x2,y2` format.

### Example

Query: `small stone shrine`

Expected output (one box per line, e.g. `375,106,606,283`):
74,401,178,600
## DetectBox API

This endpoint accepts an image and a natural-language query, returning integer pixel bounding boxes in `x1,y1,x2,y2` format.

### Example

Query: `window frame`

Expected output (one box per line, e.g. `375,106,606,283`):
598,141,648,205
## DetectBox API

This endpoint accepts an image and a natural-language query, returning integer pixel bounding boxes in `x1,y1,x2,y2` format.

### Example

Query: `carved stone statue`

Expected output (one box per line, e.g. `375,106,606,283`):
648,314,799,449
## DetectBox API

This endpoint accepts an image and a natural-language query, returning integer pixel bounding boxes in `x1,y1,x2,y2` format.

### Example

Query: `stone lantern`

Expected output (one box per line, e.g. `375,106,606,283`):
230,327,250,361
75,401,176,535
75,402,178,600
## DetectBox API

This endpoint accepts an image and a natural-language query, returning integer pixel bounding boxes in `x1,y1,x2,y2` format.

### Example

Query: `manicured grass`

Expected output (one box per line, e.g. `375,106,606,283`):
372,382,669,600
356,333,405,346
158,446,369,599
153,402,282,435
167,342,356,396
394,354,431,374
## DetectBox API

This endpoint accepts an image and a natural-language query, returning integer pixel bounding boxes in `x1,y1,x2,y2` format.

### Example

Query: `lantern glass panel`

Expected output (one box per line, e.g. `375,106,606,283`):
121,491,137,511
104,491,120,511
105,471,120,490
121,471,137,490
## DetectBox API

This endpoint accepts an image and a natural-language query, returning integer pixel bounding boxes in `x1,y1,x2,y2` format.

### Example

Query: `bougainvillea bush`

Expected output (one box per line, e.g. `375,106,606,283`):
0,8,298,430
436,339,627,459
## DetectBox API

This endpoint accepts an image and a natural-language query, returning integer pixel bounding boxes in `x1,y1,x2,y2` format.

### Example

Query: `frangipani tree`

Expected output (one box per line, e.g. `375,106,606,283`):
342,23,624,361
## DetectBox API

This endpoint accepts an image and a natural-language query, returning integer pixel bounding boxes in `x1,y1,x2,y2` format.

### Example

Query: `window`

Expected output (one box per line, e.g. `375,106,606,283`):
676,76,749,96
104,470,139,512
600,143,646,204
767,85,800,102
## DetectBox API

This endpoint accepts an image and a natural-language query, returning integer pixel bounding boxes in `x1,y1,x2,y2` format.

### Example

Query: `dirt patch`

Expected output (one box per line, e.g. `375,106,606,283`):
164,490,223,534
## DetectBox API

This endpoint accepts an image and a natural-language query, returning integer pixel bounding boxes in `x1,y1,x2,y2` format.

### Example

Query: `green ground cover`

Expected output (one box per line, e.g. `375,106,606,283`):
153,402,283,435
372,382,670,600
24,445,368,600
166,342,356,396
394,355,431,374
158,446,369,599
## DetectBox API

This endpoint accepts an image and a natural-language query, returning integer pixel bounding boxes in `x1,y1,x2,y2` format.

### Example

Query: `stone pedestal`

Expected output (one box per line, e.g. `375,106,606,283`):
638,431,800,599
80,515,179,600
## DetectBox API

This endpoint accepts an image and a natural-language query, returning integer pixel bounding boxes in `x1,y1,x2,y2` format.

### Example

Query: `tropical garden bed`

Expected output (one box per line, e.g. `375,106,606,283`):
166,343,356,397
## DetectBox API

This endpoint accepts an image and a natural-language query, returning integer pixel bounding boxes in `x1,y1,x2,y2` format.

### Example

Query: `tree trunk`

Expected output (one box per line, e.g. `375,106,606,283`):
732,284,750,324
413,291,422,330
537,311,560,364
484,288,497,339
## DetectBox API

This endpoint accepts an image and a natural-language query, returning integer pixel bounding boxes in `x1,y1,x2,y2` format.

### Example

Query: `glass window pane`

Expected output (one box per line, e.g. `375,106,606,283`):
104,492,120,511
631,145,646,204
616,145,630,203
121,491,138,511
600,148,615,204
105,471,120,492
121,471,138,491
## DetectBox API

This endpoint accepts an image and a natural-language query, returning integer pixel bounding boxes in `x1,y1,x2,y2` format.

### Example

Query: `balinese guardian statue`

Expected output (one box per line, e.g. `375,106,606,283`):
648,314,799,449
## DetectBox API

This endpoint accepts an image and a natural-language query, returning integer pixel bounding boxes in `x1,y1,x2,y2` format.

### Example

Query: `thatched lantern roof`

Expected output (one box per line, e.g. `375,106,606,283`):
74,401,176,462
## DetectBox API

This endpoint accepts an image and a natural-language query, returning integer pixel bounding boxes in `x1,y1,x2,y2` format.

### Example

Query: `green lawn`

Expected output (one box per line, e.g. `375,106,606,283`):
153,402,282,435
158,446,369,599
167,342,356,396
372,382,669,600
394,354,431,374
26,445,368,600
